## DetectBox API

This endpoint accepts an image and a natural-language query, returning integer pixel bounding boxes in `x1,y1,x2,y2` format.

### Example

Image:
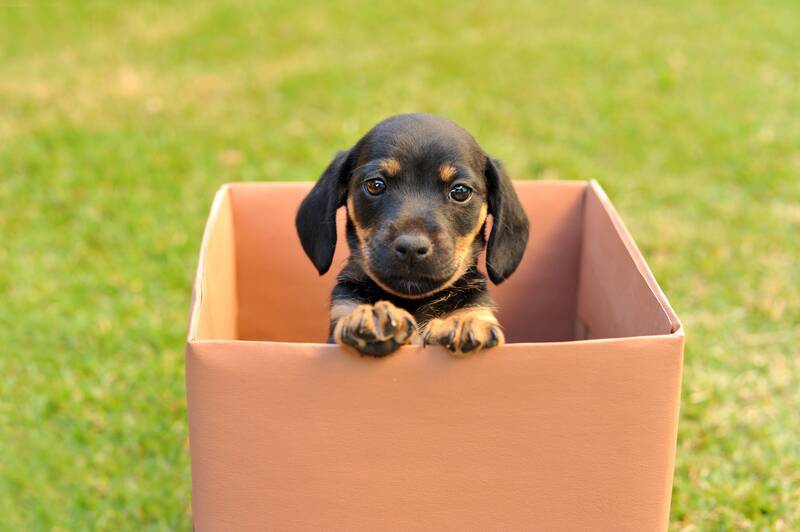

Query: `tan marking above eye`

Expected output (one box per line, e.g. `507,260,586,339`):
379,158,401,176
438,164,457,182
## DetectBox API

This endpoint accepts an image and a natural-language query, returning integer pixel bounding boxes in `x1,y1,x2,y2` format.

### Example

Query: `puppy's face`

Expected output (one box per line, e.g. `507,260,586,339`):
296,113,530,295
346,132,489,298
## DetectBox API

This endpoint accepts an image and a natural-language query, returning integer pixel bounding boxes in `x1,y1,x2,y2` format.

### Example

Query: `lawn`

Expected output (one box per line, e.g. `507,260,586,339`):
1,0,798,529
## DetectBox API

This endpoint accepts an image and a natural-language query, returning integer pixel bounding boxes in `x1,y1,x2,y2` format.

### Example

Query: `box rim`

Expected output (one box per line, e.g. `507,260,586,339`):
186,331,684,350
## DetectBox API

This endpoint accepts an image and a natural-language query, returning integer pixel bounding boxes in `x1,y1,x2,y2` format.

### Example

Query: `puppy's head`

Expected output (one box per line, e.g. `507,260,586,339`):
296,113,529,298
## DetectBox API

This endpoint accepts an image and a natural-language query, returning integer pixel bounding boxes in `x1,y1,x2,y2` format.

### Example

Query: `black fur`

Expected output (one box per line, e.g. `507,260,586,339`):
295,149,354,275
485,157,530,284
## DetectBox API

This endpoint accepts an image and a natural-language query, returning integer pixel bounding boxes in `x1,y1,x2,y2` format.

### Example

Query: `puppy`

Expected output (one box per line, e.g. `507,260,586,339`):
296,113,529,357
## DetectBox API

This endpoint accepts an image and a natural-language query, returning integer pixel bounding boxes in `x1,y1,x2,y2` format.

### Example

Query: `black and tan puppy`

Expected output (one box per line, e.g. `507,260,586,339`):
296,113,529,357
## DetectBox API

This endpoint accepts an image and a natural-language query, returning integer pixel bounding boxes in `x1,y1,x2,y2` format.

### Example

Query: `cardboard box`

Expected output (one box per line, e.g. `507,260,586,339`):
186,180,683,531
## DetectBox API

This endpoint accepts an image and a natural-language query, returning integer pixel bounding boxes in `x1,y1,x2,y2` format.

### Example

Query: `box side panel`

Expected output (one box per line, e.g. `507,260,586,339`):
590,182,681,333
186,338,683,531
190,188,238,340
577,184,675,338
229,183,344,342
491,181,586,342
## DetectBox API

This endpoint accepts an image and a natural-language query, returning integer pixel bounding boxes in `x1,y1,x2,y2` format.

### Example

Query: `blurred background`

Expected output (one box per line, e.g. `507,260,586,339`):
1,0,798,529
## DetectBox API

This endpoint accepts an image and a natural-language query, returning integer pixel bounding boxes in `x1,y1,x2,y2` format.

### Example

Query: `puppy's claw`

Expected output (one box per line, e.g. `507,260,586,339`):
444,326,457,351
461,329,479,353
382,314,397,337
485,327,500,349
357,325,375,340
422,330,432,347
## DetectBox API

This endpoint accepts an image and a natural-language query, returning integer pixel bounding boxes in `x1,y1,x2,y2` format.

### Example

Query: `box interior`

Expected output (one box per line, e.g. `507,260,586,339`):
191,181,677,344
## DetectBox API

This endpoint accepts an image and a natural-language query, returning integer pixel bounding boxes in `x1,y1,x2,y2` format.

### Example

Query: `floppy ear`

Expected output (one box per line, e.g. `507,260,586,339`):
295,149,353,275
484,156,530,284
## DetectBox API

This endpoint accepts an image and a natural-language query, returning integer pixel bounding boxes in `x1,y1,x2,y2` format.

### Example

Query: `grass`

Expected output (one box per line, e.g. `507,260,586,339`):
1,0,798,529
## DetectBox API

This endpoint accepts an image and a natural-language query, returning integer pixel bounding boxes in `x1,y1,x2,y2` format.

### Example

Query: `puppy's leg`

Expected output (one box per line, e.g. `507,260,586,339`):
331,300,417,357
421,307,504,357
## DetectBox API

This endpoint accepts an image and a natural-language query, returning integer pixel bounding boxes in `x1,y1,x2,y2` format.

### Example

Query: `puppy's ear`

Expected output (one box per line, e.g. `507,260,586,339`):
484,156,530,284
296,149,354,275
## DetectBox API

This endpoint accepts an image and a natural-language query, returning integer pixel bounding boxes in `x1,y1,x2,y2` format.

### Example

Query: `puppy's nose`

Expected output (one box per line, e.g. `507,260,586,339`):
393,233,432,262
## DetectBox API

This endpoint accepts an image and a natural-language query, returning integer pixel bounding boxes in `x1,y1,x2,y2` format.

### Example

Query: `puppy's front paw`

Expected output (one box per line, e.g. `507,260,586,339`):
422,309,504,357
333,301,417,357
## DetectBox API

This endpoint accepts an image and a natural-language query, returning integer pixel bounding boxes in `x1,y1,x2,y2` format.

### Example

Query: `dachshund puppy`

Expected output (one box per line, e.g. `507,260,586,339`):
296,113,529,357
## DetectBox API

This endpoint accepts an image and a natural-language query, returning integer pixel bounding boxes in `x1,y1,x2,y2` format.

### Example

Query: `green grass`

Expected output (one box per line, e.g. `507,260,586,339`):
1,0,798,529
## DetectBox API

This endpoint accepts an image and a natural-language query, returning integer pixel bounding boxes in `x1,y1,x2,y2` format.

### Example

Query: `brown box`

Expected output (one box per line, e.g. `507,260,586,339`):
186,180,683,531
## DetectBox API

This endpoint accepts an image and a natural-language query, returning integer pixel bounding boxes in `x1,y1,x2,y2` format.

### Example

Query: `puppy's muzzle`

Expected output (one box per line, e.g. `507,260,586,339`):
391,233,432,265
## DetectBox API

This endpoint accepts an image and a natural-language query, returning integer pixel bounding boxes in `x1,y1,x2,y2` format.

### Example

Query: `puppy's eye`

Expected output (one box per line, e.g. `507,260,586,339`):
449,184,472,203
364,178,386,196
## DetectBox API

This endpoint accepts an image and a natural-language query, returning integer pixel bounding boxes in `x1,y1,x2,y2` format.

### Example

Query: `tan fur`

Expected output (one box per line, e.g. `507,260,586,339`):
332,301,417,350
445,203,489,292
373,300,416,340
347,196,373,242
379,158,401,176
438,163,457,182
454,204,488,261
422,306,504,357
